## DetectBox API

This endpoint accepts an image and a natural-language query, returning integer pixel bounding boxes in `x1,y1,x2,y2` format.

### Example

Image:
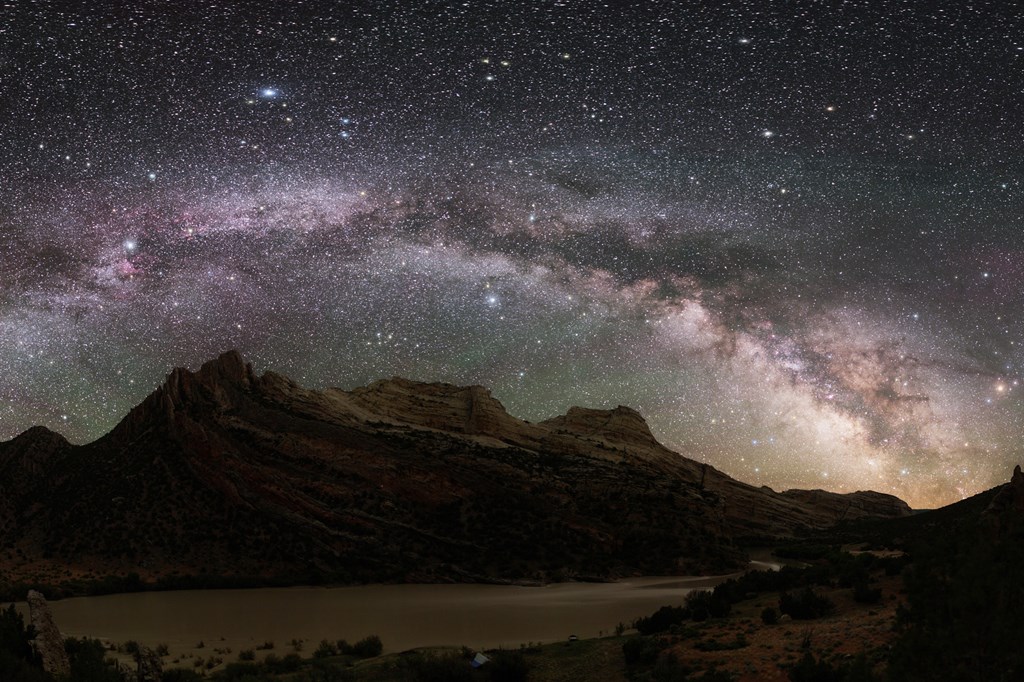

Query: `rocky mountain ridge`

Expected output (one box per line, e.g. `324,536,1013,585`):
0,351,910,589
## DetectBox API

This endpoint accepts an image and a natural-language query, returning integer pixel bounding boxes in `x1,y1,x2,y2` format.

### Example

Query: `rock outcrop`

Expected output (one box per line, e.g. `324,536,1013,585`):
987,465,1024,515
26,590,70,677
982,465,1024,539
0,350,913,587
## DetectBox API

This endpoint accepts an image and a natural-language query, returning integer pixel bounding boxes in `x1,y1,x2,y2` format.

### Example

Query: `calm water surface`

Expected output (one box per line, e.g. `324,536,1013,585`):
9,562,778,655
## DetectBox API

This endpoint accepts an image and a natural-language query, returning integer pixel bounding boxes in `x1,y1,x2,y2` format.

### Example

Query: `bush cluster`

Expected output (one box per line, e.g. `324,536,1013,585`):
313,634,383,659
779,588,835,620
632,589,731,634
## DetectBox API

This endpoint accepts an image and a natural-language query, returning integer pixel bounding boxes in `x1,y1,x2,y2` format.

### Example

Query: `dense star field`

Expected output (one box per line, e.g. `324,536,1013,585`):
2,1,1022,508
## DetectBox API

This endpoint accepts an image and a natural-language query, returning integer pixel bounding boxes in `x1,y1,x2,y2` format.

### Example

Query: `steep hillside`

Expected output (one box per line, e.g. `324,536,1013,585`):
0,351,910,590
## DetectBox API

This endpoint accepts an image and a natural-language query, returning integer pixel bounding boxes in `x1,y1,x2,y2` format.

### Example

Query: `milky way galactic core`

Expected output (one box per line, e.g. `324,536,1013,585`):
3,1,1023,508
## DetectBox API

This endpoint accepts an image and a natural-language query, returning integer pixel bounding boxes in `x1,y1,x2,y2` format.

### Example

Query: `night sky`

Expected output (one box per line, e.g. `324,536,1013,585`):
3,1,1023,508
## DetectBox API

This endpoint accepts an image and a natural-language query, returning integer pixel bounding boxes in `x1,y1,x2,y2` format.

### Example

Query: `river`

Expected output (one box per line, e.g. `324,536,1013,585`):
7,561,779,656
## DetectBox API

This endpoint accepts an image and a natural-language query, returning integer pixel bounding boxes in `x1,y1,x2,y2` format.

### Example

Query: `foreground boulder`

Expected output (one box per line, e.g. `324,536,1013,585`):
27,589,70,677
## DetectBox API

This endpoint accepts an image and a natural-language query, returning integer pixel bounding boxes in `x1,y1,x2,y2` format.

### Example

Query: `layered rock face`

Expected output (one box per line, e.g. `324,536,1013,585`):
0,351,910,586
27,590,70,677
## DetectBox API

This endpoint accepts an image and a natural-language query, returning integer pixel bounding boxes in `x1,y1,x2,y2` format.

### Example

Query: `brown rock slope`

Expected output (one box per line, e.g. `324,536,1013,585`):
0,351,910,587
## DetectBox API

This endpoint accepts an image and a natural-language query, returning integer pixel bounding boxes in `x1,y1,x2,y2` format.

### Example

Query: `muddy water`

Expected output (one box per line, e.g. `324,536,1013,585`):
7,571,771,655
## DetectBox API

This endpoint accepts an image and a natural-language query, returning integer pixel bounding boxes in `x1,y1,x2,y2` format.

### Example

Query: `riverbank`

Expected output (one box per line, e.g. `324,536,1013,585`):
6,575,736,659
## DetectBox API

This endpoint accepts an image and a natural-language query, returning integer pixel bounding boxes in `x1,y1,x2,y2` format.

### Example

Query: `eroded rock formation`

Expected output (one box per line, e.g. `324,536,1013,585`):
0,351,912,586
27,589,70,677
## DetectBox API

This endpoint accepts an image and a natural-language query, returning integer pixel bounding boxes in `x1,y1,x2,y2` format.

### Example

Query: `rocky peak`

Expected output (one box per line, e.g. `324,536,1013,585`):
163,350,256,402
541,404,665,450
5,425,70,450
985,464,1024,520
109,350,258,442
0,426,71,469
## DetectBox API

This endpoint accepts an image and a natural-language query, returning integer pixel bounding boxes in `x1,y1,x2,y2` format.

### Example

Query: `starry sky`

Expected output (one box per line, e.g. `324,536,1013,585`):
2,1,1023,508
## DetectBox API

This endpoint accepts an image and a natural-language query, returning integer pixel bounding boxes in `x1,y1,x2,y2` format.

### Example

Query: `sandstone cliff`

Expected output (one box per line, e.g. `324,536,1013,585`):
0,351,911,589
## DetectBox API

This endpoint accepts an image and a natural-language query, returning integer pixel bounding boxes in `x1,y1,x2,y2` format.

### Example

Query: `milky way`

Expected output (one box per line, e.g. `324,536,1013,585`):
3,1,1024,507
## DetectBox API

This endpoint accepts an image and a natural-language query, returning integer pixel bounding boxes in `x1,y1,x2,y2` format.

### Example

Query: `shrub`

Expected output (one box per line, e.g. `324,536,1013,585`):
237,649,255,661
679,589,732,621
314,639,339,658
709,590,732,618
351,634,383,658
762,606,779,624
852,582,882,604
649,652,691,680
779,588,835,620
220,662,260,681
695,668,734,681
788,652,877,681
0,605,43,681
634,605,689,634
622,637,666,666
695,634,747,651
487,650,529,682
398,651,473,682
65,637,122,682
281,652,303,671
686,590,713,621
161,669,203,682
789,652,838,682
310,658,355,682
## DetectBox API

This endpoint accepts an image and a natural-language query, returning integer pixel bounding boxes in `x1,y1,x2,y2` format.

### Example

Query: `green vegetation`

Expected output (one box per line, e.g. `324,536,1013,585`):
633,605,689,635
175,644,529,682
0,604,46,682
0,605,128,682
693,634,747,652
0,572,335,603
788,652,877,682
618,548,902,681
7,483,1024,682
885,510,1024,680
851,581,881,605
631,589,731,635
622,636,669,665
64,638,122,682
778,588,835,620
